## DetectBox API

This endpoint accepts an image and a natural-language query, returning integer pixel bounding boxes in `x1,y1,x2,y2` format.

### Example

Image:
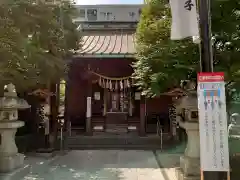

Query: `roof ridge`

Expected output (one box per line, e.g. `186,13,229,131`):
83,35,101,53
101,35,112,54
118,30,124,54
80,36,95,53
109,34,117,54
91,36,107,54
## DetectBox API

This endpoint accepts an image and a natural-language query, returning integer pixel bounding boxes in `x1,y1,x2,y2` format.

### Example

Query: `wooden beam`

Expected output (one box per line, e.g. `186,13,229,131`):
50,82,58,147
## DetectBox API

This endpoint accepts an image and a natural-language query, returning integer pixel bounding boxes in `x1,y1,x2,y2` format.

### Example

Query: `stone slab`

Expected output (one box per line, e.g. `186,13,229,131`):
1,150,186,180
0,153,24,173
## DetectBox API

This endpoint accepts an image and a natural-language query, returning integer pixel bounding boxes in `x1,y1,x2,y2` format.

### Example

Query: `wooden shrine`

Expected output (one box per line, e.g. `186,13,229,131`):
63,4,174,136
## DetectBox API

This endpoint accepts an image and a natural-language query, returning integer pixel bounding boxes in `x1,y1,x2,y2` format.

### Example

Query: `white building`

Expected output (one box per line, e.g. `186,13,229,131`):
74,4,143,23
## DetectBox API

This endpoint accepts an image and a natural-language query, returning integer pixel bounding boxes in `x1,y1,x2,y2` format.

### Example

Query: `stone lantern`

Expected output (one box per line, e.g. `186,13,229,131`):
175,89,200,180
0,83,30,172
228,113,240,155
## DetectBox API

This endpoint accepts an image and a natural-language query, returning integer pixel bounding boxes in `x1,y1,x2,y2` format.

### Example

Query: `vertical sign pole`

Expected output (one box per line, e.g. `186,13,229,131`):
198,0,219,179
199,0,213,73
227,171,230,180
201,170,204,180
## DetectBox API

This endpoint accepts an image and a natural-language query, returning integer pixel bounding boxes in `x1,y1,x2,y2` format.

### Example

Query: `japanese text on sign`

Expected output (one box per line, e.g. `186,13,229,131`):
198,72,229,172
184,0,194,11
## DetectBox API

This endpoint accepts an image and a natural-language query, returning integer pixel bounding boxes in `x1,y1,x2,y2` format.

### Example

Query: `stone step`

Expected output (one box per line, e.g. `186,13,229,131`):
65,135,172,150
105,127,128,133
66,144,164,150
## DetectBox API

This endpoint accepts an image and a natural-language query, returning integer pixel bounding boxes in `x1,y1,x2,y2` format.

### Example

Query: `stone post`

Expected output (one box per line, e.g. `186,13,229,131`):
0,83,30,172
86,72,92,135
86,96,92,135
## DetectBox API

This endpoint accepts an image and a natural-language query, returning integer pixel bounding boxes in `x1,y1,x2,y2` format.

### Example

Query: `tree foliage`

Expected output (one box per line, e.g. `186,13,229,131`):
212,0,240,82
0,0,80,91
133,0,240,97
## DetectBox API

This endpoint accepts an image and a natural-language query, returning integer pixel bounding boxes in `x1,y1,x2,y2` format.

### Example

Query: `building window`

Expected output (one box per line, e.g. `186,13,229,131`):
106,12,113,20
100,12,113,21
79,9,85,18
129,12,135,19
100,12,106,20
87,9,98,21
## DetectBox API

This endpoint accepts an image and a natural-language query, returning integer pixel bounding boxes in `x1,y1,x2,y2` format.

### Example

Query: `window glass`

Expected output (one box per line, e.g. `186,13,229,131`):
87,9,98,21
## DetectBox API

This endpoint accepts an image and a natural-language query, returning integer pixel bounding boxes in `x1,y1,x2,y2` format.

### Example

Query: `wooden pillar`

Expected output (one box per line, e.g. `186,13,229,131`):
103,88,107,116
64,77,70,131
64,61,73,133
86,77,92,135
129,91,133,116
140,95,146,136
50,83,58,145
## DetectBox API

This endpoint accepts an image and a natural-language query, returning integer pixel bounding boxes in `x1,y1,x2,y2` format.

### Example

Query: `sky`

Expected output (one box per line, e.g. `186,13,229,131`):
76,0,144,5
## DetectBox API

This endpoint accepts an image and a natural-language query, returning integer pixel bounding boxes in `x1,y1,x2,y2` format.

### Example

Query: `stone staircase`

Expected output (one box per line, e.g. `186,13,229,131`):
105,124,128,134
65,133,173,150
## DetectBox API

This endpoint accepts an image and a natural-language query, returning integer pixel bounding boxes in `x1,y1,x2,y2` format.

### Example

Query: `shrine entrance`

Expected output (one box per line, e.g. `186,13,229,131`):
107,90,129,113
96,74,133,131
105,90,130,127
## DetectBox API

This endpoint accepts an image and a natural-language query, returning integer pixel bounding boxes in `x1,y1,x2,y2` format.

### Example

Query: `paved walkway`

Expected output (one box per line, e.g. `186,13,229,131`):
1,150,180,180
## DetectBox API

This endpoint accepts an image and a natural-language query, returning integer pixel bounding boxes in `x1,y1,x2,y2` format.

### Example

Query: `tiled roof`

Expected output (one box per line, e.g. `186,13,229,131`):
75,31,136,57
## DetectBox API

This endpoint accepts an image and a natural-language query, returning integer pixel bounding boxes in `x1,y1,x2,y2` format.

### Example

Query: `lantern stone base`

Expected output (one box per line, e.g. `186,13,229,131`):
175,167,200,180
176,122,200,180
180,156,200,176
176,156,200,180
0,153,24,173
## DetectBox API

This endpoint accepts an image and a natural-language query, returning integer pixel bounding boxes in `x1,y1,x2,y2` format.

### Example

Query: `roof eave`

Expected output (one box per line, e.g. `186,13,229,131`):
73,53,135,58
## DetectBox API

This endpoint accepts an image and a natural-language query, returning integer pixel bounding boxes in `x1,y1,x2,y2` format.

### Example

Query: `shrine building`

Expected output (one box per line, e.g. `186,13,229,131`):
65,4,174,136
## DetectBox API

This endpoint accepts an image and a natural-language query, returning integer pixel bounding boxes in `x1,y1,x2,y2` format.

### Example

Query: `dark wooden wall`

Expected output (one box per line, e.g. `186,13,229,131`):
66,58,134,118
146,96,172,115
66,57,172,123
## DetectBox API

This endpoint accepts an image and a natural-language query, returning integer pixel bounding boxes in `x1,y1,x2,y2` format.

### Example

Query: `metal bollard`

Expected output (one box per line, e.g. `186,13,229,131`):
60,126,63,151
160,128,163,150
69,121,72,137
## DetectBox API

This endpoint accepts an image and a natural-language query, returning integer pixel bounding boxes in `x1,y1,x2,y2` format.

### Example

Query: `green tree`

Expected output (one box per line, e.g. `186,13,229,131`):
212,0,240,82
0,0,80,91
133,0,240,98
133,0,199,96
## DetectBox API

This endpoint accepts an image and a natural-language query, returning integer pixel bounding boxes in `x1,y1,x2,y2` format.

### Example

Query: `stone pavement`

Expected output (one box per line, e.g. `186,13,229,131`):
155,151,181,180
0,153,61,180
0,150,181,180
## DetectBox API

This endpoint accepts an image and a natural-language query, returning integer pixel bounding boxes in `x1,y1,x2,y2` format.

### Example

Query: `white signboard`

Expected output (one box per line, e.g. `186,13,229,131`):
86,97,92,118
94,92,101,100
198,72,229,172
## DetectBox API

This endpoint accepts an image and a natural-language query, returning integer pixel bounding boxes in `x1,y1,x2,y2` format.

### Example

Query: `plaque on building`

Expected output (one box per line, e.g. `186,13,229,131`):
94,92,101,100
